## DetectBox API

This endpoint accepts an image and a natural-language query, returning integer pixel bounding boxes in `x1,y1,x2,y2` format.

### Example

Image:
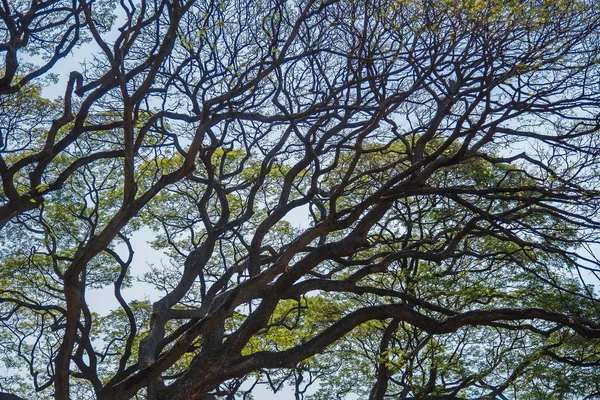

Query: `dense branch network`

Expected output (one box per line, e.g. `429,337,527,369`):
1,0,600,399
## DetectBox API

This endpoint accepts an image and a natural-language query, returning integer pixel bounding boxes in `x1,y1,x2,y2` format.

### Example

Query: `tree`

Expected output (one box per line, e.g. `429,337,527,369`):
2,0,600,399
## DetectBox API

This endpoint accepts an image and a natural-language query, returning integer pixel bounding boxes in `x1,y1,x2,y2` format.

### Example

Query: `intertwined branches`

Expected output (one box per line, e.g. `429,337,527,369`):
1,0,600,399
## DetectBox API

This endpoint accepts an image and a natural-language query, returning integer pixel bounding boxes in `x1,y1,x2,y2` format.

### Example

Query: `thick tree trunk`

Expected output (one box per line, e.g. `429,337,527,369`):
0,393,28,400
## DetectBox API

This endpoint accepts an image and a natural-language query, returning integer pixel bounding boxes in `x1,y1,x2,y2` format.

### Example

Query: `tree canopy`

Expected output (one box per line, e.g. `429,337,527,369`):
2,0,600,399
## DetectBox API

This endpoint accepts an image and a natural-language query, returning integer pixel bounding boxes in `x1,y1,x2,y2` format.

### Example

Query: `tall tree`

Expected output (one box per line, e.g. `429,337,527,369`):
1,0,600,399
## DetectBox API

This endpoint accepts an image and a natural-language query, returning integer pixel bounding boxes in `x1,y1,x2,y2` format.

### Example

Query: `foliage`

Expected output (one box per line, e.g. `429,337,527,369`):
2,0,600,399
